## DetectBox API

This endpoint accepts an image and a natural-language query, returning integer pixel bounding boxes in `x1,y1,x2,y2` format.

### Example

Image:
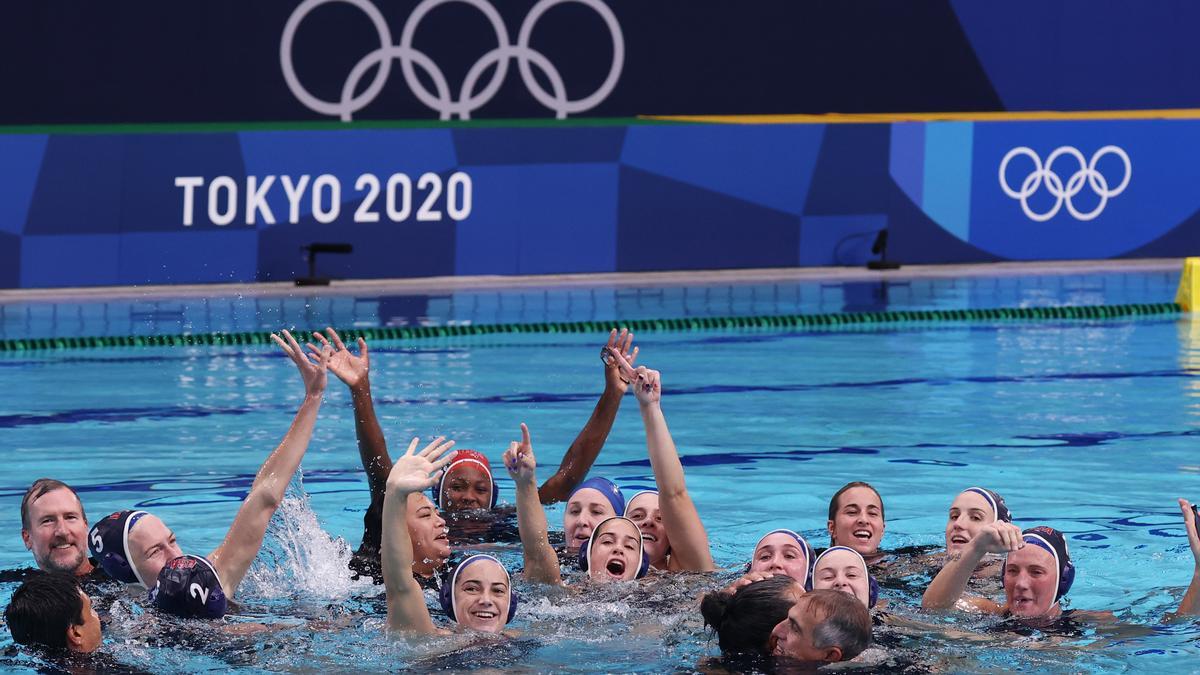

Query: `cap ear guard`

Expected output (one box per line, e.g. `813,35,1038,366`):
868,575,880,608
438,554,518,625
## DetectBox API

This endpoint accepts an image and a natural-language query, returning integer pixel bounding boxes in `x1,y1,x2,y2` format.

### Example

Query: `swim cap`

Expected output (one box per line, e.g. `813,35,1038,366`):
568,477,625,516
431,449,497,509
752,529,814,589
624,490,658,516
88,510,149,586
578,516,650,579
149,554,227,619
1016,526,1074,601
963,487,1012,523
812,546,879,608
437,554,518,625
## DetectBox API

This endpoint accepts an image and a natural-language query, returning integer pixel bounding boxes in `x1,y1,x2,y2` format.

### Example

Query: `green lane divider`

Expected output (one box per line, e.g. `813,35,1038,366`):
0,302,1181,352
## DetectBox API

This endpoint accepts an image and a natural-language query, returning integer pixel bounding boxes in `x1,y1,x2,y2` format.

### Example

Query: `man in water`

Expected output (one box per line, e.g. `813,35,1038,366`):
3,479,109,589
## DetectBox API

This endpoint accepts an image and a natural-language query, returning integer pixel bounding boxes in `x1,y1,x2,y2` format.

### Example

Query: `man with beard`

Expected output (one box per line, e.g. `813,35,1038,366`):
3,479,110,589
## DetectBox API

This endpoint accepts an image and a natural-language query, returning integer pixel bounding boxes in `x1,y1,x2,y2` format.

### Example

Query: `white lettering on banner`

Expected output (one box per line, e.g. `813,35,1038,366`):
175,177,204,226
173,172,472,226
208,176,238,226
246,175,277,225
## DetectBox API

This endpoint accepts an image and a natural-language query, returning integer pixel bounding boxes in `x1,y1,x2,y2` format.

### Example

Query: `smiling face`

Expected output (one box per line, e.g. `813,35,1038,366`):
945,490,994,554
126,514,183,588
22,488,90,575
625,493,669,565
441,462,492,511
827,486,884,555
587,518,642,582
407,493,450,571
1004,544,1060,618
564,488,617,554
453,560,511,633
812,549,870,608
750,533,810,586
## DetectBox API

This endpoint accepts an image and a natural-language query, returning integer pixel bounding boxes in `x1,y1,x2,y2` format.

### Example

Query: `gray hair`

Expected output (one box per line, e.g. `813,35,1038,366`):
805,589,872,661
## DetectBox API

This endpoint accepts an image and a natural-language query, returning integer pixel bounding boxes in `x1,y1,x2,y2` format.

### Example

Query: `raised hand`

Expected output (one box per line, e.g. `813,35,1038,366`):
971,521,1024,555
503,423,537,485
600,328,639,393
722,570,776,595
1180,498,1200,569
386,437,457,495
308,327,369,390
272,329,329,398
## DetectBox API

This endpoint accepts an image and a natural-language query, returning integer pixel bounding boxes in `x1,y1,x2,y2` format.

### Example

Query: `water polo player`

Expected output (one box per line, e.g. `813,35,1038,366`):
378,437,520,635
88,330,330,618
812,546,879,609
749,530,813,588
609,352,715,573
827,482,886,561
504,424,649,585
701,573,802,657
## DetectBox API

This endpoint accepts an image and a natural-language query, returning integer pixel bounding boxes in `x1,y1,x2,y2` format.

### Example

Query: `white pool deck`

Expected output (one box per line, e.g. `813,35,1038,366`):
0,258,1182,305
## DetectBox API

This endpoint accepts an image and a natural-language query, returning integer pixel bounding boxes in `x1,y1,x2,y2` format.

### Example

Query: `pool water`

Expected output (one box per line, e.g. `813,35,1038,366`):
2,274,1199,672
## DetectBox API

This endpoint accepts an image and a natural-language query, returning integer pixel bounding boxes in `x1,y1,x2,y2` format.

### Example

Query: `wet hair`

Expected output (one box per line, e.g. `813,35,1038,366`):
4,572,85,650
801,589,872,661
700,575,797,655
826,482,885,523
21,479,87,530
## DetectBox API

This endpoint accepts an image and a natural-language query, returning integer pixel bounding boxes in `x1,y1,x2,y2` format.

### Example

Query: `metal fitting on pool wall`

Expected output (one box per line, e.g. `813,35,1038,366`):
1176,257,1200,312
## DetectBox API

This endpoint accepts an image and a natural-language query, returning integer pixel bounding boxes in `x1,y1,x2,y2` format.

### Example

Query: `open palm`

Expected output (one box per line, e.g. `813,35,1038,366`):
387,437,457,494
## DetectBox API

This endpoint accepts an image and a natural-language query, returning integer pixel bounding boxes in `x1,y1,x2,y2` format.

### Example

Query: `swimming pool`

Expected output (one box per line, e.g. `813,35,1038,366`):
1,270,1198,672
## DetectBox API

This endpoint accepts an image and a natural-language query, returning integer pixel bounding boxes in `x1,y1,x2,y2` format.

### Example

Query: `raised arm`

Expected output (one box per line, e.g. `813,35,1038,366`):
208,330,329,598
382,437,457,634
616,352,715,572
537,329,638,504
310,328,391,554
504,424,563,585
922,522,1023,611
1176,498,1200,616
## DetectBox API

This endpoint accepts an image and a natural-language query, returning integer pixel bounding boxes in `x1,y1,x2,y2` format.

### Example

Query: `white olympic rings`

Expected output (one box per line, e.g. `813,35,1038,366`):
280,0,624,121
998,145,1132,222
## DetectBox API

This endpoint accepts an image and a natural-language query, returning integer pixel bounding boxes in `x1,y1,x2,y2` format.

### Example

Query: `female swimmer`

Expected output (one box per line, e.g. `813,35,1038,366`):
89,330,330,617
812,546,879,609
923,522,1109,624
379,437,520,635
504,424,649,584
701,573,801,656
749,530,813,588
826,482,886,561
609,353,714,572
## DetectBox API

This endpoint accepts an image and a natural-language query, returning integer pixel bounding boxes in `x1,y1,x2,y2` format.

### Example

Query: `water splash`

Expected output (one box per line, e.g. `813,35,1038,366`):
243,477,366,601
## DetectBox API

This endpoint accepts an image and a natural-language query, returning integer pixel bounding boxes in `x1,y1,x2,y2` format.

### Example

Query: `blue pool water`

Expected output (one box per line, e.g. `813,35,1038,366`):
1,271,1199,672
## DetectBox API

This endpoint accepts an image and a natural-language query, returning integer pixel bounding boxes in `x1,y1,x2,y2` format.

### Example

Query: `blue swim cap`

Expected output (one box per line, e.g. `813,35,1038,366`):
149,554,227,619
1016,526,1075,601
569,477,625,516
752,529,814,589
812,546,879,608
437,554,518,626
88,510,149,586
963,487,1012,523
578,516,650,580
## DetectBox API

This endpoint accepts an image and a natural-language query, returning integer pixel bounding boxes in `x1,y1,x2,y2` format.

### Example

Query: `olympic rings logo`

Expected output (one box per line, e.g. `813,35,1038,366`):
281,0,624,121
998,146,1132,222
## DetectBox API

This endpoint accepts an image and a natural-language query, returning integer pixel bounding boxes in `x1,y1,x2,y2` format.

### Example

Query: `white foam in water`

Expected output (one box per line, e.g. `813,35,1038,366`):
243,477,368,601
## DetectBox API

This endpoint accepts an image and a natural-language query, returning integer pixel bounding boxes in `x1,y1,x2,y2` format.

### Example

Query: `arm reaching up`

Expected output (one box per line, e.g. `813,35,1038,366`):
309,328,392,560
382,437,457,634
504,424,563,585
1176,498,1200,616
538,329,638,504
922,521,1024,611
614,351,715,572
208,330,329,599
